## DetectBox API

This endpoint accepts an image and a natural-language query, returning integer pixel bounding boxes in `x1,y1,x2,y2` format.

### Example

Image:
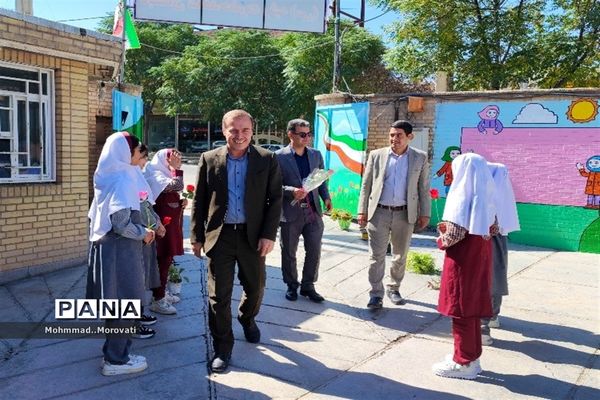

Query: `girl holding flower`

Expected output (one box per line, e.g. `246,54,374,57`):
143,148,185,315
133,143,166,337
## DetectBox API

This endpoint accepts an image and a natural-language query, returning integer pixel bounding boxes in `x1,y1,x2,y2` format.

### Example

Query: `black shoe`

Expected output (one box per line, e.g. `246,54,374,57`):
285,286,298,301
132,324,156,339
210,353,231,373
386,290,406,305
367,296,383,310
238,317,261,343
140,314,157,326
299,289,325,303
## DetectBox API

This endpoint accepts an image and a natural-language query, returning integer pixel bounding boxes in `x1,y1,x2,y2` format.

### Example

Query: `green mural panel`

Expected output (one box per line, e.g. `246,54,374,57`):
509,204,598,252
327,168,361,216
429,200,599,253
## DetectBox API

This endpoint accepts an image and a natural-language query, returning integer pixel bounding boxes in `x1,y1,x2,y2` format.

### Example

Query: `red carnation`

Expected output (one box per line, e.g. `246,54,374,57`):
162,216,172,226
186,184,195,192
430,188,440,200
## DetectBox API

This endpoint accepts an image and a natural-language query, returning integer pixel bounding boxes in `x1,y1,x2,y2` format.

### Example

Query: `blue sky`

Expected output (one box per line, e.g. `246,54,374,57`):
0,0,399,39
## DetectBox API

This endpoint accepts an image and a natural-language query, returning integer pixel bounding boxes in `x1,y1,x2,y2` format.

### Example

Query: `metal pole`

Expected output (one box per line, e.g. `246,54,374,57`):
332,0,341,92
118,0,126,87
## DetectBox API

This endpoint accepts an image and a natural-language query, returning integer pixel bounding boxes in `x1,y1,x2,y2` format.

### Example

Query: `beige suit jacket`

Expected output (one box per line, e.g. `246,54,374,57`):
357,146,431,224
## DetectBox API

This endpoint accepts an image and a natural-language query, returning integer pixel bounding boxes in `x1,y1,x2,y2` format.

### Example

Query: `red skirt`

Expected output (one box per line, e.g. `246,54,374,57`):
438,233,493,318
154,191,184,258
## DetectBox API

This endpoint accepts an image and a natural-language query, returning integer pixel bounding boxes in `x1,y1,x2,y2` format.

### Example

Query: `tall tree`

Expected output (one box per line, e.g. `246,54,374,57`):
157,30,288,128
374,0,599,89
278,21,387,122
96,17,199,131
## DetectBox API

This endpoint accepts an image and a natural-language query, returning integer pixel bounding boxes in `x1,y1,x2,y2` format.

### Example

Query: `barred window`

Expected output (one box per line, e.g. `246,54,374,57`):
0,62,55,183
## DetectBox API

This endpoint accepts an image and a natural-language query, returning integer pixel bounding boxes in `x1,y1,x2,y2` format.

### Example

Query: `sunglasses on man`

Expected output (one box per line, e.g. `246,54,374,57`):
292,131,312,138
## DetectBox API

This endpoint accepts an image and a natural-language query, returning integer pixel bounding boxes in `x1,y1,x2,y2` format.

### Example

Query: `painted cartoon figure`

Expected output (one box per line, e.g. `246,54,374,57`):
577,155,600,209
436,146,461,194
477,105,504,135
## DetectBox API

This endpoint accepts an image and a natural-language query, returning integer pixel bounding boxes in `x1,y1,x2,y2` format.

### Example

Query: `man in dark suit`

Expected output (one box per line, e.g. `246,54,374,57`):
275,119,332,303
191,109,282,373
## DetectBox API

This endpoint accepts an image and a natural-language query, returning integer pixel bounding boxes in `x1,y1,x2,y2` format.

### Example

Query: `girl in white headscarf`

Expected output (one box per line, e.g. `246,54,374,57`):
432,153,498,380
481,163,520,345
143,148,185,315
87,132,154,376
131,143,167,339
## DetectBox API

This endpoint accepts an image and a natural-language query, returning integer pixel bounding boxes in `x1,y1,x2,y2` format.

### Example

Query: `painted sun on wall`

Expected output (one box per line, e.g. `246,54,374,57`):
433,98,600,253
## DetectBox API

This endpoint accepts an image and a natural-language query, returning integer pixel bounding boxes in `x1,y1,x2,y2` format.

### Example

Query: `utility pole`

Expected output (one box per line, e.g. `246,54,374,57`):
118,0,127,87
332,0,342,92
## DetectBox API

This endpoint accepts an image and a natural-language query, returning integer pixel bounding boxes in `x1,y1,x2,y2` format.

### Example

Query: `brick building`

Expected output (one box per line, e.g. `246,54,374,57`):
0,9,138,282
316,90,600,253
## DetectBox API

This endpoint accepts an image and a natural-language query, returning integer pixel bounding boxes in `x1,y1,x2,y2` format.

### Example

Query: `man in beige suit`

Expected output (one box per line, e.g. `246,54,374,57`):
358,120,431,310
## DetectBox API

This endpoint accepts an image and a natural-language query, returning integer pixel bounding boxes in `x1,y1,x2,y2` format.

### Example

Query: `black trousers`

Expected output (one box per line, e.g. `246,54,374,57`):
205,225,266,356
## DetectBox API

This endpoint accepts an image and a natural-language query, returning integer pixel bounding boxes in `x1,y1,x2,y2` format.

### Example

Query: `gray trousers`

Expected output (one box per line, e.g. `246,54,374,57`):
367,207,414,297
481,295,503,335
103,319,133,364
280,211,324,291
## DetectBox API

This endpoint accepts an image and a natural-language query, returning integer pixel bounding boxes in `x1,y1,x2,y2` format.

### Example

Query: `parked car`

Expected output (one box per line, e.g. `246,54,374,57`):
188,143,210,153
260,144,284,152
211,140,227,149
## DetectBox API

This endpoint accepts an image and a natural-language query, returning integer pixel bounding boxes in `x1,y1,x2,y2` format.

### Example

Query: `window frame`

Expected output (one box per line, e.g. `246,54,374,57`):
0,61,55,184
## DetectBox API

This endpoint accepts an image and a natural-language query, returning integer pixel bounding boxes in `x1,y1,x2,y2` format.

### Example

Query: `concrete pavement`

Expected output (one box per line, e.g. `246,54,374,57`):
0,205,598,399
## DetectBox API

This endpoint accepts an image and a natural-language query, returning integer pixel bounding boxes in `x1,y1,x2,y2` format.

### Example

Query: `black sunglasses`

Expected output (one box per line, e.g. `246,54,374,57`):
292,131,312,138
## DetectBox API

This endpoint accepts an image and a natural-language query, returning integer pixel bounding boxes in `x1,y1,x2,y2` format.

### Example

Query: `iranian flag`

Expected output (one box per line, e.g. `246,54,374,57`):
112,4,140,50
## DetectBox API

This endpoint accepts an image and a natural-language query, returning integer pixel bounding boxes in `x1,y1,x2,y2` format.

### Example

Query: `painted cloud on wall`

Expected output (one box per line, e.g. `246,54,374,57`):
513,103,558,124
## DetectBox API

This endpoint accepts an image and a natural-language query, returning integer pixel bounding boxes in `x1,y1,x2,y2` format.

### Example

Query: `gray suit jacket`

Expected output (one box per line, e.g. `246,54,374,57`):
357,146,431,224
190,145,283,253
275,145,330,223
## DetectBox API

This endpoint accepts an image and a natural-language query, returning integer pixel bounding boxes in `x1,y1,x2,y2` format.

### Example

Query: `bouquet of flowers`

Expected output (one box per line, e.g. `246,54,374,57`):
291,168,334,206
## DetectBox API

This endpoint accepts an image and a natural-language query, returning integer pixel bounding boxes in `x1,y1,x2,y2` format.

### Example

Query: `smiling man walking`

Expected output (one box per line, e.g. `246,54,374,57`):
190,109,282,373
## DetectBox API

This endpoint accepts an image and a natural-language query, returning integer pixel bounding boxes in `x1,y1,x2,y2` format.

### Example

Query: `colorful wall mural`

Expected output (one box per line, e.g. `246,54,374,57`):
432,98,600,253
314,102,369,215
112,89,144,140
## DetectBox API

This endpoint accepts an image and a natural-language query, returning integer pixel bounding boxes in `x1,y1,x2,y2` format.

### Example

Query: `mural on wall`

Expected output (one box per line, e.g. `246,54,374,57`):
112,89,144,140
576,155,600,209
433,98,600,253
314,102,369,215
435,146,461,194
477,105,504,134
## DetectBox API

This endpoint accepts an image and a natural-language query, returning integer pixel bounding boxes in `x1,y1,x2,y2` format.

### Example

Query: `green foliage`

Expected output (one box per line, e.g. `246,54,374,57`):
168,264,189,284
330,209,353,221
407,251,437,275
374,0,599,89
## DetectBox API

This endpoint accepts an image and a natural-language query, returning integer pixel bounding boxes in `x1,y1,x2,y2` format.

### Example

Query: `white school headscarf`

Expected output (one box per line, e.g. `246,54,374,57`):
88,132,140,241
487,162,520,235
442,153,497,236
143,149,173,198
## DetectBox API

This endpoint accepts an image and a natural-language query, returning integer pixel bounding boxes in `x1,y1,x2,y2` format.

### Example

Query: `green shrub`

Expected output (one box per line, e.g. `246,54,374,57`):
330,209,352,221
407,251,437,275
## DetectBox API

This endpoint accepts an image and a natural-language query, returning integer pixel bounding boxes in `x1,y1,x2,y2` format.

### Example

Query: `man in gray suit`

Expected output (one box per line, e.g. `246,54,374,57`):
358,120,431,310
191,109,282,373
275,119,332,303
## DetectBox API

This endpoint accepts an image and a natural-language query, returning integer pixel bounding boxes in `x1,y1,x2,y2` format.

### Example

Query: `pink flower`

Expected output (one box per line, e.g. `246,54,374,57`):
139,191,148,201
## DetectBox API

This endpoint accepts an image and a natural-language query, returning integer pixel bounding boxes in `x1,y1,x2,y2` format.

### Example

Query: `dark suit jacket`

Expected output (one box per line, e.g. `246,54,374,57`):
275,145,330,223
190,145,283,253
